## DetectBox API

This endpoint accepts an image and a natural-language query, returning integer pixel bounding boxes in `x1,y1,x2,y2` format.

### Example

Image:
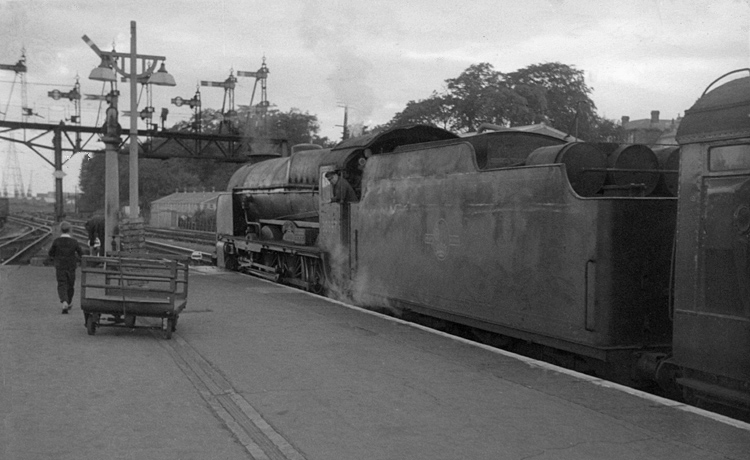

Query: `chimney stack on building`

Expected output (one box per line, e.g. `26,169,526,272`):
651,111,660,123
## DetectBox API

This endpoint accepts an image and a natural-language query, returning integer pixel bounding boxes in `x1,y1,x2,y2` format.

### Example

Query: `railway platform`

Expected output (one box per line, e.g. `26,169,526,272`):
1,263,749,460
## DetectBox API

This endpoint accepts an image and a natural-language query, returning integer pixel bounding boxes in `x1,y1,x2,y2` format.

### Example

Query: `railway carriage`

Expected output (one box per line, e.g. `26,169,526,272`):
667,71,750,414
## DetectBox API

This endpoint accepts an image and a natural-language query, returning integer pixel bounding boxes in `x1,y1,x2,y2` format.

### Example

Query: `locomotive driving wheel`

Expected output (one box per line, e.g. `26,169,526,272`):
302,257,325,294
283,254,302,280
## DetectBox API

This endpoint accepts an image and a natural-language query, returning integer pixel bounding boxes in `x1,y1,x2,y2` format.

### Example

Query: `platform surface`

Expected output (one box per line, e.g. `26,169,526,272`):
1,264,749,460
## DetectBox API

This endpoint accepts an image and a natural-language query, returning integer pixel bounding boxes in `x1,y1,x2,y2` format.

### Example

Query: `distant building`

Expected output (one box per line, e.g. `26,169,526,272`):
621,111,680,147
37,191,57,204
150,190,222,231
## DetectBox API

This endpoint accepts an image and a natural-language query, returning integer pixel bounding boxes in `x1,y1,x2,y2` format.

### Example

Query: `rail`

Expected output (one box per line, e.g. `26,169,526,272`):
1,214,215,265
0,216,52,265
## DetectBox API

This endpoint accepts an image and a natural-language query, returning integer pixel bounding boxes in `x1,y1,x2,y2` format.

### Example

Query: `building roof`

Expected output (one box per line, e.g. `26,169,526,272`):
475,122,581,141
623,118,676,131
151,191,223,206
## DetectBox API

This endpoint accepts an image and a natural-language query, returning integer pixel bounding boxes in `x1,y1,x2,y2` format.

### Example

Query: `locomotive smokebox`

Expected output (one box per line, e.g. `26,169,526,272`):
526,142,607,196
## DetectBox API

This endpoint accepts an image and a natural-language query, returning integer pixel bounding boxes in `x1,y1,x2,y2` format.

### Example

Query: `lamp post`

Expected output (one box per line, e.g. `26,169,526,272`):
83,21,175,252
81,90,121,255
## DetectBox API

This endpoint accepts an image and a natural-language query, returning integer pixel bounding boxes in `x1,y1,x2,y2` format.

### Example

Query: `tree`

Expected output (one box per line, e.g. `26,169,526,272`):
385,61,620,141
506,62,597,139
78,153,105,213
387,92,458,130
588,116,623,142
269,108,334,147
171,106,334,148
77,146,209,217
388,63,549,133
78,151,128,214
444,62,537,132
444,63,501,132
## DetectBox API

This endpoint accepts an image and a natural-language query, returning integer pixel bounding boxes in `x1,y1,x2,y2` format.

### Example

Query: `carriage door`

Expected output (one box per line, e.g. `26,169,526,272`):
700,144,750,317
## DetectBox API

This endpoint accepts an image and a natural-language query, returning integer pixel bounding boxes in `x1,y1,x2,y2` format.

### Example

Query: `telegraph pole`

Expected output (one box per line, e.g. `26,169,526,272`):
52,125,64,221
83,20,175,252
337,105,349,141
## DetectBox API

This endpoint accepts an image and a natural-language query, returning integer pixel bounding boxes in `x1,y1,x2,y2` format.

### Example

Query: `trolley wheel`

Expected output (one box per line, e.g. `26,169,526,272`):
164,318,175,340
171,316,178,332
86,314,97,336
124,315,136,328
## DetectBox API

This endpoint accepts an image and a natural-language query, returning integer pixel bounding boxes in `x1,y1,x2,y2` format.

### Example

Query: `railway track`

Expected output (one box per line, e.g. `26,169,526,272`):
0,216,52,265
1,214,215,265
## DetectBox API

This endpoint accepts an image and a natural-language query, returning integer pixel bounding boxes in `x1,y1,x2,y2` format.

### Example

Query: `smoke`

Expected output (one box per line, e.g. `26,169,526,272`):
328,49,375,121
322,234,402,317
348,266,402,317
348,122,365,138
296,3,377,125
0,3,74,76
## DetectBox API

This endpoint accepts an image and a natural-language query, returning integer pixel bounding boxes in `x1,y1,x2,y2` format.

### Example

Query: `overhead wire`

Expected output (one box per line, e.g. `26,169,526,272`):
0,79,78,88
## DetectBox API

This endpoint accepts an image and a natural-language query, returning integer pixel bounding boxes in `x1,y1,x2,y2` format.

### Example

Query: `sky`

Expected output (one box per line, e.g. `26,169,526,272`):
0,0,749,195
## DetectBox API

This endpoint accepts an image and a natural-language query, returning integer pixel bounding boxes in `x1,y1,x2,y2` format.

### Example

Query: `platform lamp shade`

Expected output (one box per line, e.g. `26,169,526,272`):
88,57,117,82
148,62,176,87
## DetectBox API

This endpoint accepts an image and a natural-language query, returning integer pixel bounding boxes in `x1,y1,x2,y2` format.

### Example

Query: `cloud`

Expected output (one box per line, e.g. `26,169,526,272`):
295,2,407,122
2,0,750,193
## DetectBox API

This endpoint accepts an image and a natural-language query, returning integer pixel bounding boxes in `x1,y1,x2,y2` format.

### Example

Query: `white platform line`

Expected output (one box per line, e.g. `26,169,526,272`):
276,274,750,433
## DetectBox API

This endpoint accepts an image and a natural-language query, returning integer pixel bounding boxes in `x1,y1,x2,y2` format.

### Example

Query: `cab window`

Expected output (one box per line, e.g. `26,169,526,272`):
709,144,750,171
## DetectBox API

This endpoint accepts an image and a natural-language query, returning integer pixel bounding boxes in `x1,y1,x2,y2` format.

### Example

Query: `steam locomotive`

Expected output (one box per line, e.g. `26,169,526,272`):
215,70,750,419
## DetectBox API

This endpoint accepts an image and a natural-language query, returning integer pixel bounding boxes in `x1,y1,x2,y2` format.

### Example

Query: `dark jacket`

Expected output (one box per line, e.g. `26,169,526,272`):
48,235,82,270
85,216,105,246
332,177,358,203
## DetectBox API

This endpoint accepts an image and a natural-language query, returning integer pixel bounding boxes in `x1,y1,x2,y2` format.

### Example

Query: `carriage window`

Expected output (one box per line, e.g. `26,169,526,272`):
709,144,750,171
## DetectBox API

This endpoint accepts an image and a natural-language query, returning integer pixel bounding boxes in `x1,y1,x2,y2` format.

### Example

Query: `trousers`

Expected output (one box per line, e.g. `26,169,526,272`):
55,267,76,304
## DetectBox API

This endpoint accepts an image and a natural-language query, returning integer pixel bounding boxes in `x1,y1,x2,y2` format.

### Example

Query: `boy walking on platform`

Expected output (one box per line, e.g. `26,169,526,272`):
48,221,82,314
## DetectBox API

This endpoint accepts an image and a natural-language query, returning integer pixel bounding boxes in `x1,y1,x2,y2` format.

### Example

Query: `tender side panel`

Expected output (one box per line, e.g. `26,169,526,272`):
351,142,675,355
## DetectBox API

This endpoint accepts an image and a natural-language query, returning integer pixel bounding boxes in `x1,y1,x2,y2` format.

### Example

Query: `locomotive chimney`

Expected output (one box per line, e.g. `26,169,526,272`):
651,111,660,123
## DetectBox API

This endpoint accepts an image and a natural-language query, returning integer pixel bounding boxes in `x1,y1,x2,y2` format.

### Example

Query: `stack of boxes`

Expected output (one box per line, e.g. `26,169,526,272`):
118,218,146,252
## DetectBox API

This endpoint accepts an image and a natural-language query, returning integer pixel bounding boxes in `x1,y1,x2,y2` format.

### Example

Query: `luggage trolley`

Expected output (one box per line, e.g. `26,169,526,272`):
80,253,189,339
